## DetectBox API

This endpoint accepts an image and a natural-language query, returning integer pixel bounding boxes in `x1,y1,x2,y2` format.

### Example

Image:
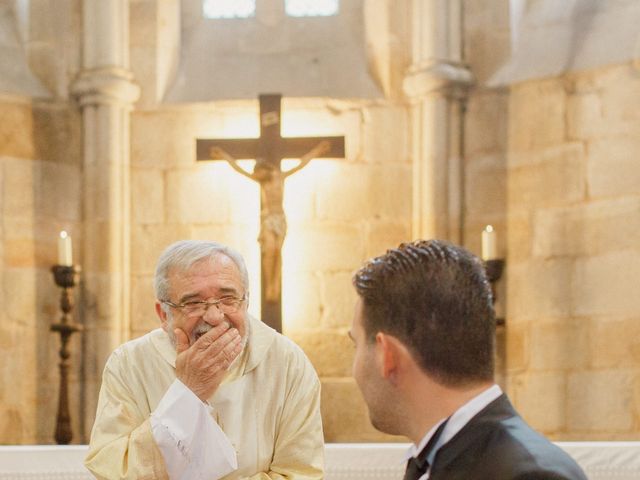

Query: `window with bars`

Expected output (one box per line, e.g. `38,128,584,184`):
203,0,339,19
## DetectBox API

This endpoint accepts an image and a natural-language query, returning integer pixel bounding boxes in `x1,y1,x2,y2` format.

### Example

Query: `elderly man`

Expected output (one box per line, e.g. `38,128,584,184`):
85,240,323,479
350,240,587,480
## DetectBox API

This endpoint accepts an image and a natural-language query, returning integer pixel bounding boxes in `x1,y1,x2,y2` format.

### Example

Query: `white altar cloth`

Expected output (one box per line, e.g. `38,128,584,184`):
1,442,640,479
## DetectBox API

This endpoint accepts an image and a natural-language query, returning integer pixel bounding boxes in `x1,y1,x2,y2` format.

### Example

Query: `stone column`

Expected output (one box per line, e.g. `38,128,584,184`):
403,0,472,242
71,0,140,440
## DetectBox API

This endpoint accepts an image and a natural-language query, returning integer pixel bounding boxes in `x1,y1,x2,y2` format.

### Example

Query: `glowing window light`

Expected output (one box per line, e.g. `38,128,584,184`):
203,0,255,19
285,0,339,17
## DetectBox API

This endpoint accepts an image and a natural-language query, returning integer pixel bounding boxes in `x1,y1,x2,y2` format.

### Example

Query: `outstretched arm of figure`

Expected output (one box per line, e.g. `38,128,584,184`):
209,146,255,180
283,140,331,178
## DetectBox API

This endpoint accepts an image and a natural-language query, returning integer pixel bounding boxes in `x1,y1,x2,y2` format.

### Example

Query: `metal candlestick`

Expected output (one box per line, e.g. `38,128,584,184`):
50,265,83,445
484,259,505,327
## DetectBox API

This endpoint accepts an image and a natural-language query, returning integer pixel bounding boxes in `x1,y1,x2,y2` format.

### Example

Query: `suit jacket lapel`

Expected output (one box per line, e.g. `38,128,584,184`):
430,394,518,475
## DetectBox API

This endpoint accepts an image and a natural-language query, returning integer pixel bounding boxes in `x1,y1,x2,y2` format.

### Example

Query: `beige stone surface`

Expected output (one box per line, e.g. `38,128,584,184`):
0,102,35,159
567,90,604,141
507,143,586,209
314,163,370,222
3,157,36,217
505,322,528,373
506,259,573,322
281,162,320,222
567,370,635,432
587,137,640,199
3,268,38,326
572,252,640,317
533,197,640,259
320,271,358,329
508,80,567,152
0,323,38,442
32,104,81,166
465,154,507,216
130,223,191,275
314,164,411,223
130,274,158,332
82,162,128,223
368,165,412,219
320,378,405,443
131,167,165,224
589,318,640,369
567,65,640,141
131,109,225,169
164,165,232,224
3,229,36,269
36,161,82,221
189,224,260,265
361,105,409,165
282,271,323,331
289,330,354,378
365,220,412,260
529,320,589,371
465,92,509,156
284,223,364,272
504,213,532,263
512,371,567,434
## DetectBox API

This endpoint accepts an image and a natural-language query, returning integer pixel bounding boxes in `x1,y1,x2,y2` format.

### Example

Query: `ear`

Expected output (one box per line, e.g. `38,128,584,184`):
376,333,414,386
375,333,400,383
155,301,168,331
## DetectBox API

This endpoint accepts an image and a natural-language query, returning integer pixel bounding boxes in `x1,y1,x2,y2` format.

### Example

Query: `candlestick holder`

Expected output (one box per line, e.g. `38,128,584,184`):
50,265,83,445
484,259,505,327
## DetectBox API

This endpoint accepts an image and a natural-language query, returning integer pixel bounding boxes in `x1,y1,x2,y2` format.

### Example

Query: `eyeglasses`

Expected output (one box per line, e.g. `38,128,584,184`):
161,294,247,317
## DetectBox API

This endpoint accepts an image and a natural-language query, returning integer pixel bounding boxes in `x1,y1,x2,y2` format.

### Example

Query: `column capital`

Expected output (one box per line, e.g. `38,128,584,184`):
71,67,140,107
403,60,474,101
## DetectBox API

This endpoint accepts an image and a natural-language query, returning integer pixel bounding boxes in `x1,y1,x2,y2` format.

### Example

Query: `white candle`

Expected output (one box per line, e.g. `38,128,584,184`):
58,231,73,266
481,225,498,261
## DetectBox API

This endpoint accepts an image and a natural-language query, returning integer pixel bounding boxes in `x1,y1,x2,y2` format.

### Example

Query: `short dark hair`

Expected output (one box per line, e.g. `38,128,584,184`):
353,239,495,386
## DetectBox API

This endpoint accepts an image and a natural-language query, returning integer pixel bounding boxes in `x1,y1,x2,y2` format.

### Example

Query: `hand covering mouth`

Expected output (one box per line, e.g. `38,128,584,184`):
191,320,231,343
192,323,213,343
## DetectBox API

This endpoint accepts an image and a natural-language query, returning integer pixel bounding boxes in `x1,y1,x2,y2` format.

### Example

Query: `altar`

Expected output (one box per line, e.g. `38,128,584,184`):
1,443,639,479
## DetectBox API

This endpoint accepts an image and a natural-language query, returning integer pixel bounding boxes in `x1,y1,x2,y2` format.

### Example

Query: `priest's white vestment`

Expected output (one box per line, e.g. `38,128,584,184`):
85,315,324,479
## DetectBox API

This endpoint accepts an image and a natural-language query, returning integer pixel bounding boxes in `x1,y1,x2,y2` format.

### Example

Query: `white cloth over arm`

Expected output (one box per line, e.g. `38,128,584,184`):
150,379,237,480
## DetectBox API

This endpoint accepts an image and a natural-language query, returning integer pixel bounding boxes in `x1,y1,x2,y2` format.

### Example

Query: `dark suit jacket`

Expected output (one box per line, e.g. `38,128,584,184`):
429,394,587,480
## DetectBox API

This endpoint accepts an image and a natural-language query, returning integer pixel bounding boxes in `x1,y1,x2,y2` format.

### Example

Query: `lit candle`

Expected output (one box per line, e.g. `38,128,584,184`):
481,225,498,261
58,231,73,266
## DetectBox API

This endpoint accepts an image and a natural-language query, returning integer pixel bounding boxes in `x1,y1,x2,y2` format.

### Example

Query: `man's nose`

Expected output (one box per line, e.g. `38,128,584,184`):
202,302,224,325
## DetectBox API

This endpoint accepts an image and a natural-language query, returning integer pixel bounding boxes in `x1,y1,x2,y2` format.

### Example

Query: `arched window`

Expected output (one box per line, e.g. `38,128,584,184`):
203,0,339,19
285,0,339,17
203,0,255,19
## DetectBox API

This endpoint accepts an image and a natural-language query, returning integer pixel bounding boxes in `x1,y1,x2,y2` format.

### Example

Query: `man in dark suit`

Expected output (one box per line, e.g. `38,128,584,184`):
349,239,587,480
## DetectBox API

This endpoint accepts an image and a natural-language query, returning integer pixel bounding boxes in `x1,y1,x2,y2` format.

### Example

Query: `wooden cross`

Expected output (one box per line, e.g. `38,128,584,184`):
196,94,345,333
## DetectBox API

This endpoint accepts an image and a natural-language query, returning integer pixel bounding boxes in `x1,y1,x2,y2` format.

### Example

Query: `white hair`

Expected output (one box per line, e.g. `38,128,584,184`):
154,240,249,301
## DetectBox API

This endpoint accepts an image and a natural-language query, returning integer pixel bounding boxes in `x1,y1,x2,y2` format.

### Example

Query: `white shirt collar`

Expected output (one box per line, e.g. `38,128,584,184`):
404,384,503,468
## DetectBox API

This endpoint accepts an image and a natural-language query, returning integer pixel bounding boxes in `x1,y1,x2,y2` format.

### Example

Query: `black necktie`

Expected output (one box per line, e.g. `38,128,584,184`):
403,419,449,480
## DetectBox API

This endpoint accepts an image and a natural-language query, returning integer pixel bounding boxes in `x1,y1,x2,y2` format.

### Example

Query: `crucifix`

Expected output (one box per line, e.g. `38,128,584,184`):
196,94,345,333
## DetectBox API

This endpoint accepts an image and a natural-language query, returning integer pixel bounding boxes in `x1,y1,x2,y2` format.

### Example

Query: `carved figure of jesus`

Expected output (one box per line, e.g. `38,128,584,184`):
210,140,330,302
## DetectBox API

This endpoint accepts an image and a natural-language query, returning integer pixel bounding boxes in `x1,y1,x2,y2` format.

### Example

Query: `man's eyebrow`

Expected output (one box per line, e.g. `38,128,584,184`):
218,286,242,296
347,330,354,341
178,292,201,303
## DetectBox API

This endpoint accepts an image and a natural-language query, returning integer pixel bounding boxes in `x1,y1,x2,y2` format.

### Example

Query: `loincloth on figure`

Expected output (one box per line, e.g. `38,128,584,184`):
259,213,287,245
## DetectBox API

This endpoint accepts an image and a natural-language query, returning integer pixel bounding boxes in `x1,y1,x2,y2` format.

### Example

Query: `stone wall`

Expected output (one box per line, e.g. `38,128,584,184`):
464,0,640,438
3,0,639,448
0,96,82,443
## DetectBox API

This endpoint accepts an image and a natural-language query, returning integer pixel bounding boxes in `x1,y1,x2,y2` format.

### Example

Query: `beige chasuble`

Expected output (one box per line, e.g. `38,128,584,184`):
85,316,324,479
